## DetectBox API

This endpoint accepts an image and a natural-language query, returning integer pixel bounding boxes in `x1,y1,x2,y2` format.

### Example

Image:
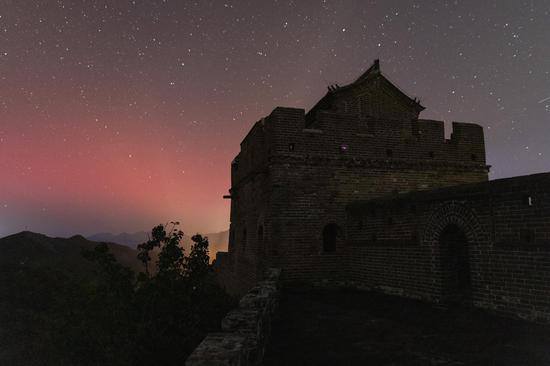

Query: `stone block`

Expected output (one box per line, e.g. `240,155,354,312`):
222,308,262,334
185,333,246,366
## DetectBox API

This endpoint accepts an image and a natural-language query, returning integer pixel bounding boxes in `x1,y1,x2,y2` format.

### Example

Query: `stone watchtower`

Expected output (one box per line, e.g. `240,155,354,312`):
217,60,489,294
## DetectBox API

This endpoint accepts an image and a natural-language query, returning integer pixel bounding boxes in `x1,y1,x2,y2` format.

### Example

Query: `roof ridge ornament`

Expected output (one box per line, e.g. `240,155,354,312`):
373,59,380,73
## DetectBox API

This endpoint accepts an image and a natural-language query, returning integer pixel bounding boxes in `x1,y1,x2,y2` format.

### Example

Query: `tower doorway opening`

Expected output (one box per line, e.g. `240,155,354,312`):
439,224,472,305
322,224,341,253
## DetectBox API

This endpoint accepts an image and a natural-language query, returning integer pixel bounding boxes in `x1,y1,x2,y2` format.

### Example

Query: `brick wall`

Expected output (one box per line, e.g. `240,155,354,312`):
259,106,486,286
346,173,550,321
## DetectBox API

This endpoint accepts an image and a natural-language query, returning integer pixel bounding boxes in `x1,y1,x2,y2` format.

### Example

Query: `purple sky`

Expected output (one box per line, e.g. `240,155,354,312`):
1,0,549,237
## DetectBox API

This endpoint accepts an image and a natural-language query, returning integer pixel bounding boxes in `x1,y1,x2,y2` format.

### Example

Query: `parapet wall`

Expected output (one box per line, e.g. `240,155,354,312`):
231,107,488,186
346,172,550,321
186,268,282,366
270,107,487,167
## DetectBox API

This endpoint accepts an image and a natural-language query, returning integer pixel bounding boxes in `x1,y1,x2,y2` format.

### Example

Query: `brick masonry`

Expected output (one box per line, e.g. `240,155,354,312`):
214,60,550,321
346,173,550,321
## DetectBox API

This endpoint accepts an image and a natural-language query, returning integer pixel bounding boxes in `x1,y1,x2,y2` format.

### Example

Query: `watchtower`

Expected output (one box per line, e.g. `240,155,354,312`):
219,60,489,293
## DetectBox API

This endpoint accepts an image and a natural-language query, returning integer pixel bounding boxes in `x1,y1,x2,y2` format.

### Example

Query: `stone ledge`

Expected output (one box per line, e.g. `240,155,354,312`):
185,333,246,366
186,268,282,366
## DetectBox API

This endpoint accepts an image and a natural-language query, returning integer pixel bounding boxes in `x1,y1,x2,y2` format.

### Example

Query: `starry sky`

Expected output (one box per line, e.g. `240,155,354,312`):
1,0,549,238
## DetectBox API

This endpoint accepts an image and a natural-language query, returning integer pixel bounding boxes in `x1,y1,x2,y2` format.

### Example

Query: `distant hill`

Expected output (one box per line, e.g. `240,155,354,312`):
0,231,144,273
87,229,229,259
87,231,149,249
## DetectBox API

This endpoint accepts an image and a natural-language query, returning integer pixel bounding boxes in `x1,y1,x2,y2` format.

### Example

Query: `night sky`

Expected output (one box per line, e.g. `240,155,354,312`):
1,0,549,238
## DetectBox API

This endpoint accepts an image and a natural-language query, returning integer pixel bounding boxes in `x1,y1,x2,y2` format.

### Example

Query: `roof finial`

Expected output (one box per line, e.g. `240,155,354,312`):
373,59,380,72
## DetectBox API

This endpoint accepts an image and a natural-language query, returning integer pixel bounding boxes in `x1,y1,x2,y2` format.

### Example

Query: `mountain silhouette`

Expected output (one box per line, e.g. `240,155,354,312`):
0,231,144,273
87,231,149,249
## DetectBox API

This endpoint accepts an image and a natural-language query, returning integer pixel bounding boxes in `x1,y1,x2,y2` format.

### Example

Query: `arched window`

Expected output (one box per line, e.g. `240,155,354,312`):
322,224,342,253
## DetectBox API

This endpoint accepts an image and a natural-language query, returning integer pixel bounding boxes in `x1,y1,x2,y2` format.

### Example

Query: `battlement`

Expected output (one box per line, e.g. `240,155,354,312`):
230,60,488,186
232,107,487,186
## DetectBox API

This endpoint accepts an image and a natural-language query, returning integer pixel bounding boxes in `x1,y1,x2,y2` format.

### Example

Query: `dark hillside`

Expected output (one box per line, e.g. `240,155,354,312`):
0,231,144,273
0,228,232,366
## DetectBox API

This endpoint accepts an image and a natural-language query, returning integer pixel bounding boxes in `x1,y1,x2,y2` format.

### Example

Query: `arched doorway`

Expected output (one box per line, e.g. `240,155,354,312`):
439,224,471,305
322,224,341,253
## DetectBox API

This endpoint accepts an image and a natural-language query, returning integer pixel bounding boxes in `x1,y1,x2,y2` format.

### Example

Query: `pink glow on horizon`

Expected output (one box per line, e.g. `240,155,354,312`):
0,110,234,237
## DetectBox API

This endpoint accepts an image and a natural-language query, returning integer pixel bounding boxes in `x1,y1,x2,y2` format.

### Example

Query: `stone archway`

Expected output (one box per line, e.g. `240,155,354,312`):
422,201,483,305
439,224,472,305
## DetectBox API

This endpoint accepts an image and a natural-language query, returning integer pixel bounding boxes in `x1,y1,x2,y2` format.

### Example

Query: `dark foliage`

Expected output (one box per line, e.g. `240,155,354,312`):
0,223,234,366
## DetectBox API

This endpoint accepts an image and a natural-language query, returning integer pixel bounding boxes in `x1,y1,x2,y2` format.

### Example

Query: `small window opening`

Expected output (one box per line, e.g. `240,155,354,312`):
471,154,477,161
429,151,435,159
386,149,393,157
387,217,393,225
524,195,533,206
371,233,377,242
288,143,295,151
322,224,341,253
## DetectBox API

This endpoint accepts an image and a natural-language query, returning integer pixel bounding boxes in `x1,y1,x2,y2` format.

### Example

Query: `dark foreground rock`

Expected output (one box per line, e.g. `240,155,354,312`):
264,288,550,366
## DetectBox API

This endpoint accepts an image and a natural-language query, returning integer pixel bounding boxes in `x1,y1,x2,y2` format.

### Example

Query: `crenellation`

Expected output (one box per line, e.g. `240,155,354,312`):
417,119,445,141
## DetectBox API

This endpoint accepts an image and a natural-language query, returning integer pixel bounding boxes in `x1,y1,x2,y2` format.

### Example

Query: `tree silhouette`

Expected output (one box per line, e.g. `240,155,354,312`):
0,222,234,366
